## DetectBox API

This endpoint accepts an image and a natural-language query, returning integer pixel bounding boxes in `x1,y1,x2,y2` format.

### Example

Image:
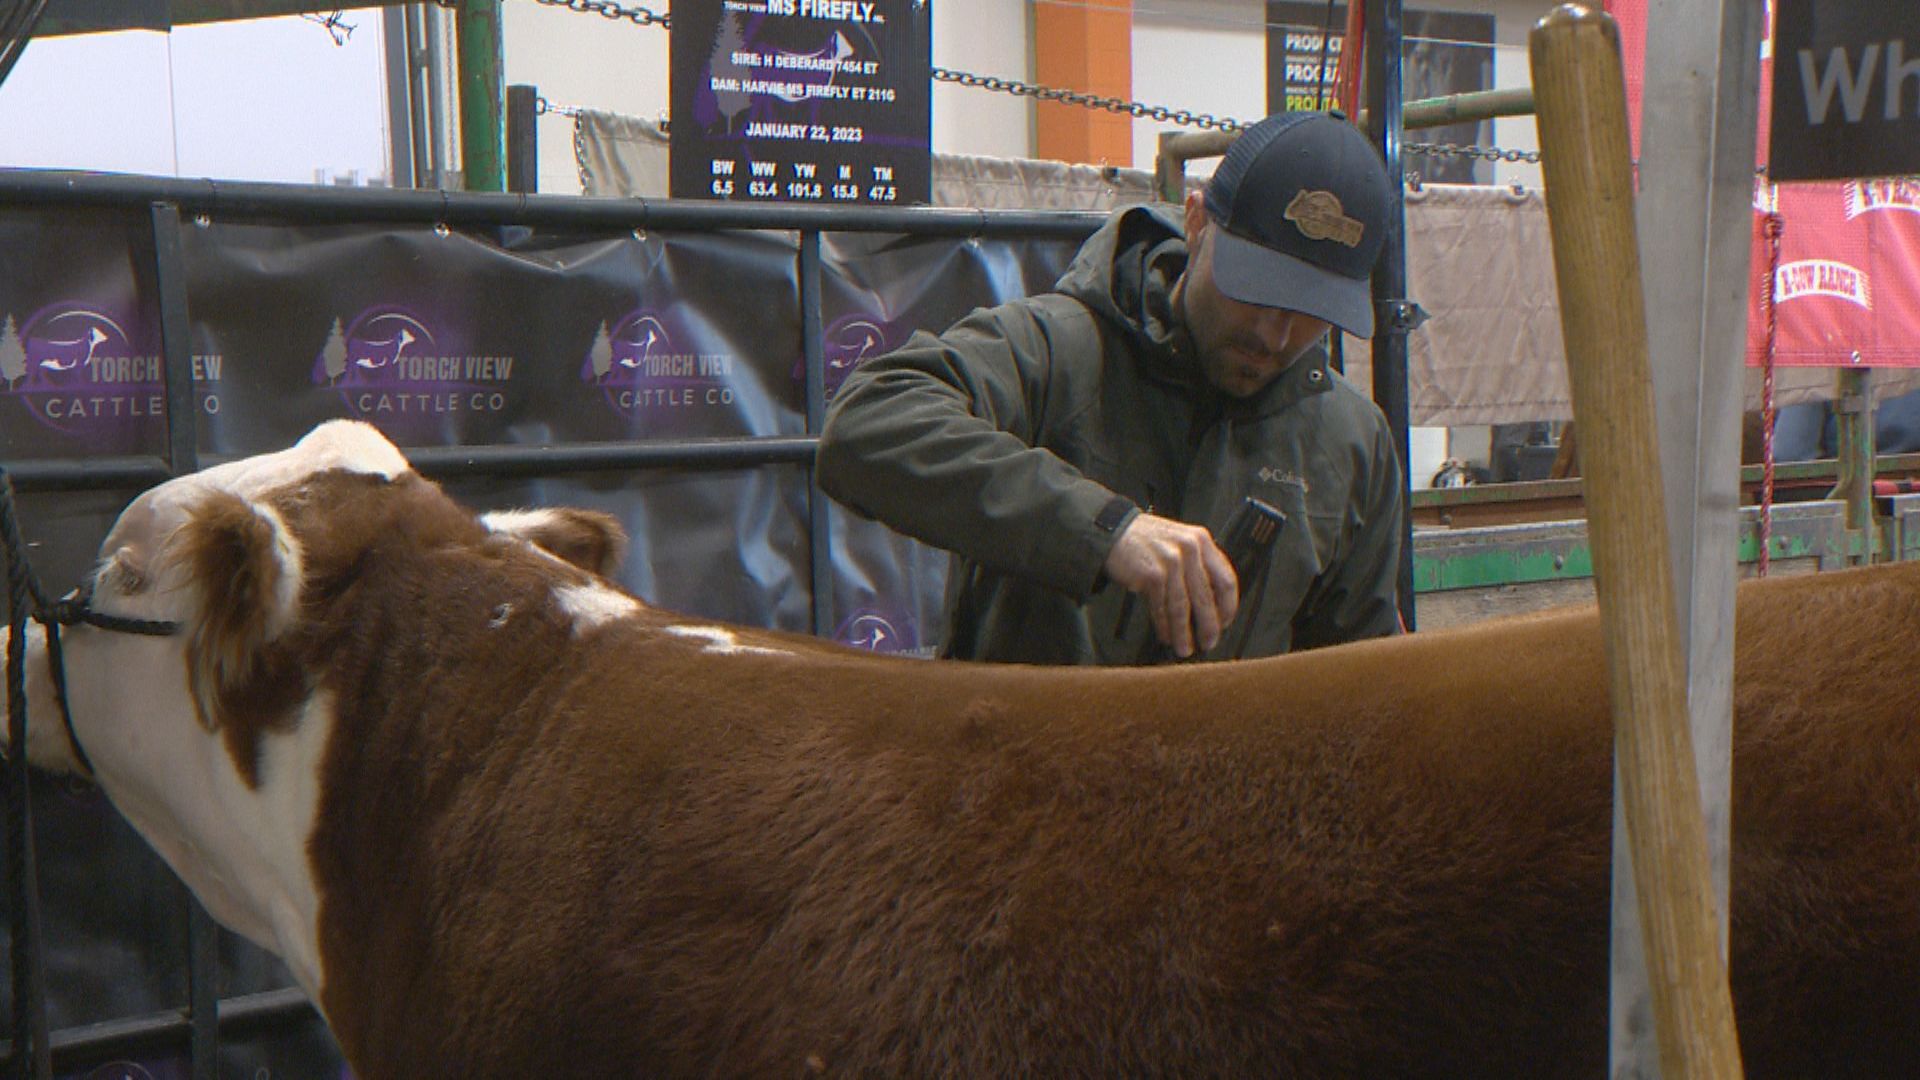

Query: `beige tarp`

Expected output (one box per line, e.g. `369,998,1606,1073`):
573,110,1913,424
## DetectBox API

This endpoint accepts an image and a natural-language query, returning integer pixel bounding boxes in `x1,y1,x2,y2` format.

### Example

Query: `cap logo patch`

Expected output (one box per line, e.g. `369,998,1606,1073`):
1284,190,1365,248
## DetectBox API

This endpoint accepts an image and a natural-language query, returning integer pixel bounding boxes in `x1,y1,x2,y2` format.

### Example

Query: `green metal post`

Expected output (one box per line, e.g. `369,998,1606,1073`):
1831,365,1875,563
456,0,506,192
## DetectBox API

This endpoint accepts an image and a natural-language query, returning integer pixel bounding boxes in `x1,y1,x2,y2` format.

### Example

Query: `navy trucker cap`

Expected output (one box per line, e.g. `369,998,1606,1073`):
1202,111,1391,338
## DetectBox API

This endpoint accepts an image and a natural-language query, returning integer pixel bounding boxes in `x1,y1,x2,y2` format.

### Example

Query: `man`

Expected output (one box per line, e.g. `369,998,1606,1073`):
817,111,1405,665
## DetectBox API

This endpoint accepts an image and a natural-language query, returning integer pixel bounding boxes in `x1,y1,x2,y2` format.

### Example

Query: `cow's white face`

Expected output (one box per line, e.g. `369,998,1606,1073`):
4,420,632,1011
3,421,411,998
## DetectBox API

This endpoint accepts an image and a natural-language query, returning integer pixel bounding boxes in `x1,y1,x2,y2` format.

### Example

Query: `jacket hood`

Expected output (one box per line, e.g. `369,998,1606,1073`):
1054,203,1337,418
1055,203,1190,362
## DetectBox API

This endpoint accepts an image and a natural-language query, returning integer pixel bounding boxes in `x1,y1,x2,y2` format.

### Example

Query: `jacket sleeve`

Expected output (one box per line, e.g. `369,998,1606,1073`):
1290,416,1406,649
816,301,1138,600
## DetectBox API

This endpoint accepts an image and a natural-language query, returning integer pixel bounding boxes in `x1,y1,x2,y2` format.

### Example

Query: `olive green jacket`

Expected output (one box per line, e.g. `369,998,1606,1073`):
817,204,1404,664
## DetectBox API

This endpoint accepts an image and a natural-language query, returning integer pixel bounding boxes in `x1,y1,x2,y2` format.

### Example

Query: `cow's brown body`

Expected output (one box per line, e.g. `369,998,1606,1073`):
18,423,1920,1078
265,478,1920,1078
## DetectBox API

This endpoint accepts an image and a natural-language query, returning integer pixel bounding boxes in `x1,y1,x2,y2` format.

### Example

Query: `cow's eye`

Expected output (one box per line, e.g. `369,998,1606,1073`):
98,548,149,594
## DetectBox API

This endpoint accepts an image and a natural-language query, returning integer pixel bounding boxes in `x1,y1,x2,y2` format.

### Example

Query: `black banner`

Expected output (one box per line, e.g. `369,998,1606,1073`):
1770,0,1920,182
183,224,805,453
670,0,932,206
0,209,173,461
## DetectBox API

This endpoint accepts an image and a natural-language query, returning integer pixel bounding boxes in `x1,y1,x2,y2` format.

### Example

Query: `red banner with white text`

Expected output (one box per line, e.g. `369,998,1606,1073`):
1603,0,1920,367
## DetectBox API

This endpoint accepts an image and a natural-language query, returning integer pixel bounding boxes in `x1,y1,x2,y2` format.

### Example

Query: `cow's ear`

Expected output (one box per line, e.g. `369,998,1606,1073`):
482,509,629,576
165,491,303,732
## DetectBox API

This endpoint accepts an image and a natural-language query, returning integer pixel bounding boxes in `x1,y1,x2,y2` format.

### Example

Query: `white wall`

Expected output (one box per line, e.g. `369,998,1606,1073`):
931,0,1032,159
1487,0,1549,188
1131,0,1268,177
502,1,669,195
0,16,389,182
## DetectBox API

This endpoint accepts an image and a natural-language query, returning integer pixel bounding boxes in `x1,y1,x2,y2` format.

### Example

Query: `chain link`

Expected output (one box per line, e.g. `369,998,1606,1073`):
929,68,1245,132
1406,141,1541,164
574,111,594,193
530,0,669,28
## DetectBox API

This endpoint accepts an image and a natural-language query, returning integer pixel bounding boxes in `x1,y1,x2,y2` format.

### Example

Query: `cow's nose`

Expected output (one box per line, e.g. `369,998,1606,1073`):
0,624,87,776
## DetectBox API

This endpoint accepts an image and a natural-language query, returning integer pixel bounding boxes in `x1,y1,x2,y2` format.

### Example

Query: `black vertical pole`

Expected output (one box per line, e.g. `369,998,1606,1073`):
152,203,199,478
1363,0,1415,631
152,201,220,1078
187,900,219,1080
800,232,834,639
506,84,539,195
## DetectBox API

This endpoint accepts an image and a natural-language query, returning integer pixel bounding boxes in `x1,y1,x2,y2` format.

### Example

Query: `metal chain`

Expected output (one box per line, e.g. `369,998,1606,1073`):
515,0,1542,155
529,0,669,27
929,68,1245,132
1405,141,1541,163
573,111,594,193
514,0,1249,133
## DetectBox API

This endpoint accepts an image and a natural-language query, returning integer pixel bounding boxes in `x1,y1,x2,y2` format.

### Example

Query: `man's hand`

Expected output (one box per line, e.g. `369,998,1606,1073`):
1102,513,1239,658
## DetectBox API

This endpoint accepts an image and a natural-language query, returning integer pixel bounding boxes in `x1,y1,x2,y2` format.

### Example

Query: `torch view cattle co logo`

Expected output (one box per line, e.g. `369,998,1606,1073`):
832,609,919,656
0,303,178,436
1775,259,1873,309
313,307,516,418
581,309,738,414
794,312,903,398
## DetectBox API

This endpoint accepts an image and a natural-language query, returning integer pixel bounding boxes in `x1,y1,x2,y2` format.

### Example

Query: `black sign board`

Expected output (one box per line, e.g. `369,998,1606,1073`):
1770,0,1920,181
670,0,933,206
1265,3,1495,185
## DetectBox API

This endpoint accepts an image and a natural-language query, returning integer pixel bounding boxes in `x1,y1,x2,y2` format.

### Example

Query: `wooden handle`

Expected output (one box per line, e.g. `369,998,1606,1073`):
1529,6,1744,1078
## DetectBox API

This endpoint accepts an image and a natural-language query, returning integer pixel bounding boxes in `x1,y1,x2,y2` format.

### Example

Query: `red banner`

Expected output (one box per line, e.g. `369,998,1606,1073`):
1604,0,1920,367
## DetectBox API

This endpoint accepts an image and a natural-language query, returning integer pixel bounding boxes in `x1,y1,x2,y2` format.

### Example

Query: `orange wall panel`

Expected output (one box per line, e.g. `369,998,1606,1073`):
1033,0,1134,166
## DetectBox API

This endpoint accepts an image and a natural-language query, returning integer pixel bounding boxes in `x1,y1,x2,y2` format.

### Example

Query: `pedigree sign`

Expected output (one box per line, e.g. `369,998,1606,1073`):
1769,0,1920,181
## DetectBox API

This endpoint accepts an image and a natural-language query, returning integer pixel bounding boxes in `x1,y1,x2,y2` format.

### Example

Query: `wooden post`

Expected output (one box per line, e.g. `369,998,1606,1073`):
1529,6,1744,1078
1832,366,1876,563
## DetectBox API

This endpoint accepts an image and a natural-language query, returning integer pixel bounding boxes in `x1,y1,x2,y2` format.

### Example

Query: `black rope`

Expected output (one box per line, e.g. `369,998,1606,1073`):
2,467,52,1079
0,472,177,785
0,477,178,641
0,465,182,1078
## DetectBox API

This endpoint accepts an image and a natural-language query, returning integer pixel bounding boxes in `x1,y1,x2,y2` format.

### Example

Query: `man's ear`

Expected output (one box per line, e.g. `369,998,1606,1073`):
164,491,304,732
1183,190,1210,238
481,508,630,577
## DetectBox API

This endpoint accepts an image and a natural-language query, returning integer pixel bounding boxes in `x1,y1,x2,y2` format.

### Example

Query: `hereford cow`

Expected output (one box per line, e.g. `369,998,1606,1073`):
7,420,1920,1077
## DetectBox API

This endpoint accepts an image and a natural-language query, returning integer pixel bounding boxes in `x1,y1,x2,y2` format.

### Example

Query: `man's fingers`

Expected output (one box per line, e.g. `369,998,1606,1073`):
1184,547,1223,653
1163,567,1195,657
1103,512,1246,658
1205,544,1240,636
1145,579,1172,647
